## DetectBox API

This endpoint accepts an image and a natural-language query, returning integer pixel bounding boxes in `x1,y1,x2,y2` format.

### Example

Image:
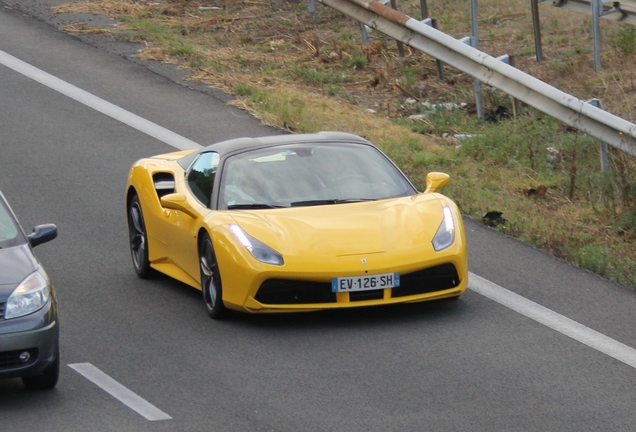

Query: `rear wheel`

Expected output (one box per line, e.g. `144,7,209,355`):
22,345,59,390
128,194,153,278
199,233,228,320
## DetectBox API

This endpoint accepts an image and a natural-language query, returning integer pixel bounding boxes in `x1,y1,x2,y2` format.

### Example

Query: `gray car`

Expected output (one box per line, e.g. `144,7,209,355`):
0,191,59,389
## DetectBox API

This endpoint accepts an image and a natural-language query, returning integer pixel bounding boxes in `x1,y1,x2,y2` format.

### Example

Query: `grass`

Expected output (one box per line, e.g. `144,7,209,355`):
52,0,636,290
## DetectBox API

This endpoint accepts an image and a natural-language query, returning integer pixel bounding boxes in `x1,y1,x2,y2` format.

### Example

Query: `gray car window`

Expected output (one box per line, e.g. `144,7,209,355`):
187,152,220,208
0,200,19,244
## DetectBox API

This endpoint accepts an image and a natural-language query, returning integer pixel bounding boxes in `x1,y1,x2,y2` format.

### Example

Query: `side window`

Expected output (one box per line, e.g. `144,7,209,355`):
187,152,219,208
0,200,20,245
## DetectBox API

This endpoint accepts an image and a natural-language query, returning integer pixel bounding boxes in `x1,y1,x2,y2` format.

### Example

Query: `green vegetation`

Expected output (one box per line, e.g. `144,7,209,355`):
348,53,367,70
610,23,636,55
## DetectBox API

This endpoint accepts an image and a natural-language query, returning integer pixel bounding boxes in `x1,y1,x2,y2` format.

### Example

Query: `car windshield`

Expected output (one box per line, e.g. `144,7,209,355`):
218,142,416,209
0,197,22,248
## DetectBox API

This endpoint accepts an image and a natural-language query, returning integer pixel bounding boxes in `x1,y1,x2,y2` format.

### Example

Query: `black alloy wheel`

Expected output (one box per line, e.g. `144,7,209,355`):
128,194,153,278
199,233,228,320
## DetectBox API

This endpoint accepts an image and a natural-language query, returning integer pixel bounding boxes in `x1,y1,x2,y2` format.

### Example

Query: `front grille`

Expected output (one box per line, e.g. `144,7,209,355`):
255,280,336,304
350,289,384,302
255,263,460,305
391,263,460,298
0,349,38,371
0,302,4,319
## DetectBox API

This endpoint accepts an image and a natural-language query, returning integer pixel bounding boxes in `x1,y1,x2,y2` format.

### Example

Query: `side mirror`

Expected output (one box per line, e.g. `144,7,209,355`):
424,172,450,193
161,193,198,218
28,224,58,248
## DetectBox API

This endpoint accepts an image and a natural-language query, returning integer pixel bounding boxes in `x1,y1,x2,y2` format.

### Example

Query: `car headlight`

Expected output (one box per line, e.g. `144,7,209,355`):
230,224,284,266
432,206,455,252
5,269,51,319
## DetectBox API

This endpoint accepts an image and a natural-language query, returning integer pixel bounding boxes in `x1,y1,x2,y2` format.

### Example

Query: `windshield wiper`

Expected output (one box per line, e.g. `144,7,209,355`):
227,203,286,210
290,199,375,207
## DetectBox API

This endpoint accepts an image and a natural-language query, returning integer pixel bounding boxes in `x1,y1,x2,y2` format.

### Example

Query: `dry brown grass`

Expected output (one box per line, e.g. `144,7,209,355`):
51,1,636,117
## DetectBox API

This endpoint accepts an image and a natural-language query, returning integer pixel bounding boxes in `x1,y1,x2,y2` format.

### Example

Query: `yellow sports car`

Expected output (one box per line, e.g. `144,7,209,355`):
125,132,467,319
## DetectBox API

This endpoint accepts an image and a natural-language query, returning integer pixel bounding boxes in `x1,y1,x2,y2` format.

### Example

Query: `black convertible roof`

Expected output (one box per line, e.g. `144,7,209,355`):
177,131,371,170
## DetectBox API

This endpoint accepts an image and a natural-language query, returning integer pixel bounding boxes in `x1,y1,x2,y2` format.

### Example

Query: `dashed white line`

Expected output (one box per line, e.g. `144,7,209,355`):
469,272,636,369
69,363,172,421
0,49,201,151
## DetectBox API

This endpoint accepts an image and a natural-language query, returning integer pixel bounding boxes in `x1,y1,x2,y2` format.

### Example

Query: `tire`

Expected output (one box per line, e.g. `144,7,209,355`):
199,233,228,320
22,345,59,390
128,194,153,278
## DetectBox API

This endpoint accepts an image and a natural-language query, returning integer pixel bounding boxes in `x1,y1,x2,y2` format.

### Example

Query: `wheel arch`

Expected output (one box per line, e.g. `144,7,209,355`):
197,227,211,249
126,185,139,208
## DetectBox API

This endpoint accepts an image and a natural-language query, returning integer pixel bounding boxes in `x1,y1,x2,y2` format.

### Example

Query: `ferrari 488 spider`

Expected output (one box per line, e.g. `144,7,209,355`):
126,132,467,319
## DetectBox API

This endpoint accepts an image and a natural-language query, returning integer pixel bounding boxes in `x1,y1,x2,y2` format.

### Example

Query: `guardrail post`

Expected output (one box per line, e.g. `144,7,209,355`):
531,0,544,62
470,0,484,119
420,0,428,19
422,18,445,81
460,35,484,120
587,99,611,171
359,22,370,44
496,55,521,118
390,0,406,57
592,0,603,71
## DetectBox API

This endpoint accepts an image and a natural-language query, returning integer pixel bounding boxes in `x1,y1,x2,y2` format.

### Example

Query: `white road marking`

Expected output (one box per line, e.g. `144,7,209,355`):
69,363,172,421
469,272,636,369
0,49,201,151
3,48,635,375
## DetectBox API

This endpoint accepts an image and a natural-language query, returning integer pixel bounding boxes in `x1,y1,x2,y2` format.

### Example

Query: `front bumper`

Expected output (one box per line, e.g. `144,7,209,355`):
0,300,59,379
240,271,467,313
245,262,466,311
221,253,468,313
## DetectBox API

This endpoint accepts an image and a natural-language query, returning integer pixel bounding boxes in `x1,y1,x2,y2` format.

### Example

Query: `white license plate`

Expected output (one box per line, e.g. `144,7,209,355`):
332,272,400,292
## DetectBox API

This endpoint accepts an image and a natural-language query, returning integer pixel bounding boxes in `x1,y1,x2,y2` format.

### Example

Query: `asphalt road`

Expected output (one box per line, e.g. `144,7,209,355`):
1,2,635,431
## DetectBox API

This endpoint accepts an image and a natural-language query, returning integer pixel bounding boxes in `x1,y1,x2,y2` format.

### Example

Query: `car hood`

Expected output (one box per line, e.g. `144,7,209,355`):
227,194,447,256
0,244,38,298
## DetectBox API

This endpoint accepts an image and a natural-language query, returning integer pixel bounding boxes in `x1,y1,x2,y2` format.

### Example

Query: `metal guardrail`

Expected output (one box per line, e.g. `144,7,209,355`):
318,0,636,158
550,0,636,25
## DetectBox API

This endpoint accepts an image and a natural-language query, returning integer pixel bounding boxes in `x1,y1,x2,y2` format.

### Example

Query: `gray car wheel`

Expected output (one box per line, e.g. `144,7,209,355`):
128,194,153,278
199,233,228,320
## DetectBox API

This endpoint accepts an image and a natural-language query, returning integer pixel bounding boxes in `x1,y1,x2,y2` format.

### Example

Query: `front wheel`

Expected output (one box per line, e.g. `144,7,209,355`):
199,233,228,320
128,194,153,278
